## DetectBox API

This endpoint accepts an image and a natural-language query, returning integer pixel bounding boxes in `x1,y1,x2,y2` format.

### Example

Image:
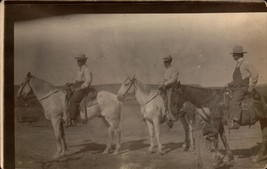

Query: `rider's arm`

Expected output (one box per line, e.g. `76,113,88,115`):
81,68,92,89
164,68,179,87
243,61,258,87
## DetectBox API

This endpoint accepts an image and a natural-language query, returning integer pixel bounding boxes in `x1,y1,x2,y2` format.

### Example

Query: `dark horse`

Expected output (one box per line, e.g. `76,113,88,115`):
174,82,267,164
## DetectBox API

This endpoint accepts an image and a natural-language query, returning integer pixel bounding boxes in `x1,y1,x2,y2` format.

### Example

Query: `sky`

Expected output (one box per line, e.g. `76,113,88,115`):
14,13,267,86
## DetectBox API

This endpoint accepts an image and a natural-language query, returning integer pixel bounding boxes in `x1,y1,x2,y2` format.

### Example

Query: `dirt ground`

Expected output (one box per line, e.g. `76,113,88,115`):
15,101,267,169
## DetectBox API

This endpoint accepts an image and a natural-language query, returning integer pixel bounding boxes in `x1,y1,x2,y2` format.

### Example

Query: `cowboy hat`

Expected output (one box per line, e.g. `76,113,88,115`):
230,45,247,54
163,55,172,62
74,53,88,60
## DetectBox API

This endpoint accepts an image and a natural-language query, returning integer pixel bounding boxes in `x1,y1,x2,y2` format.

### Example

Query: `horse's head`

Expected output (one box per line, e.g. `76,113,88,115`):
16,72,33,100
117,74,136,101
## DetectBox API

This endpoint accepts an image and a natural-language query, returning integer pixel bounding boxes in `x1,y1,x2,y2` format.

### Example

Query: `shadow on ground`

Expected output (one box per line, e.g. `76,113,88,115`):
163,142,184,154
232,143,261,159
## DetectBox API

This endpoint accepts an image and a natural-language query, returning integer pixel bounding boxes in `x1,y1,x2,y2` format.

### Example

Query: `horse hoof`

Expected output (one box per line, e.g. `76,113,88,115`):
103,151,109,154
113,151,119,155
187,146,195,152
183,147,189,151
59,152,66,157
223,154,234,163
251,155,260,163
147,149,155,154
158,150,165,155
52,154,60,159
182,143,187,149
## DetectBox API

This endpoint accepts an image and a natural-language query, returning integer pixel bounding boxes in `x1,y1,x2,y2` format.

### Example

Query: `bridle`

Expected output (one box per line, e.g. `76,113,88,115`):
17,76,35,102
120,77,136,99
120,77,160,107
17,76,60,102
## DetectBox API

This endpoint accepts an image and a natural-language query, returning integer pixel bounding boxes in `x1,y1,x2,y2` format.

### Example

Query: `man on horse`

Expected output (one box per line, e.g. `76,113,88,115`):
159,55,179,127
228,45,258,129
65,53,92,126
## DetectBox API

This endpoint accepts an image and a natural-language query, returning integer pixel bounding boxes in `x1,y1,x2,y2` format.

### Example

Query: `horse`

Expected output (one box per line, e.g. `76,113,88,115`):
117,75,189,154
79,90,123,155
174,82,267,163
16,72,123,158
179,101,196,151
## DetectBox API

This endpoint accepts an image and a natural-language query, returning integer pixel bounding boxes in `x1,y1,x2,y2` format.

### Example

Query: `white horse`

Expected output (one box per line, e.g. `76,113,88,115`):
117,75,169,154
79,90,122,155
17,72,122,158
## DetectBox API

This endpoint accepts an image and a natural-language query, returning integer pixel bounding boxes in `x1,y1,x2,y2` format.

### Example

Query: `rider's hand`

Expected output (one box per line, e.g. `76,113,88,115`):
81,83,88,89
158,84,166,90
248,86,254,93
65,82,71,87
226,82,233,88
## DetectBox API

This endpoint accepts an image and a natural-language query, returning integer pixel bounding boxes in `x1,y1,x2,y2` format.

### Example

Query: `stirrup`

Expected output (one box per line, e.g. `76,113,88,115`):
167,119,174,128
229,120,240,130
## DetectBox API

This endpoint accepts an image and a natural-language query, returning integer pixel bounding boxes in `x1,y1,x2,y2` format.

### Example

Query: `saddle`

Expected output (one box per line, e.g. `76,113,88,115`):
63,84,98,114
80,87,98,108
233,90,267,126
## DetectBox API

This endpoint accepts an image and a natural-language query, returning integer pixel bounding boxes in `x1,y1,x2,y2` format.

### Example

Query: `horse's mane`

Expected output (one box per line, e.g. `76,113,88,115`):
180,83,225,107
30,76,58,96
135,79,155,95
182,84,223,93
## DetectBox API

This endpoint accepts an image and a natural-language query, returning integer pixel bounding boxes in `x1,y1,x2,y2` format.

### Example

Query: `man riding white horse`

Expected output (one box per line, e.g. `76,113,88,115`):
159,55,179,128
65,53,93,126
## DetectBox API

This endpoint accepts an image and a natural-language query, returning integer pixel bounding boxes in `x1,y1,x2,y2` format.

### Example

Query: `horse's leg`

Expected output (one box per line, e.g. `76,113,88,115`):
253,119,267,162
180,115,190,151
219,123,233,162
51,117,63,159
212,134,220,159
153,117,164,155
101,117,114,154
195,129,214,169
146,120,155,153
59,120,68,155
113,127,121,155
186,115,195,151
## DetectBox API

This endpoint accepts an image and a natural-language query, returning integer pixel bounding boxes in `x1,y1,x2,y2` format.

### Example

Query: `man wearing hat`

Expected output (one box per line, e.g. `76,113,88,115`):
66,53,92,126
228,45,258,129
159,55,179,127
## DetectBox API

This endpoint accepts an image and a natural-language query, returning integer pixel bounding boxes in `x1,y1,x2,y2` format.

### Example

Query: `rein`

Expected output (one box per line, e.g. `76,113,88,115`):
20,76,61,102
194,90,225,107
122,78,160,107
39,90,60,101
140,91,160,107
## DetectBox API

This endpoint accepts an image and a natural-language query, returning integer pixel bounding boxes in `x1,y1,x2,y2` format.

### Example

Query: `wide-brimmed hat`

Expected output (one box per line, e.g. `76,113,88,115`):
74,53,88,60
230,46,247,54
163,55,172,62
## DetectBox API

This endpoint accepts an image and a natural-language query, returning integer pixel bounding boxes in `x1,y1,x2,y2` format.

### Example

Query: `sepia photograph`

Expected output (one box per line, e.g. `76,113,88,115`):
3,1,267,169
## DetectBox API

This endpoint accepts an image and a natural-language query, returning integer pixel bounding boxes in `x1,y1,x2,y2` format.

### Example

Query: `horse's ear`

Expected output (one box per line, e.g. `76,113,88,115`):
27,72,31,78
178,81,181,86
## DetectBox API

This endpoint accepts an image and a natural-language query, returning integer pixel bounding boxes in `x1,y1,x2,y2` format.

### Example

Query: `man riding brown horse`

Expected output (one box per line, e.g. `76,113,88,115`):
227,45,259,129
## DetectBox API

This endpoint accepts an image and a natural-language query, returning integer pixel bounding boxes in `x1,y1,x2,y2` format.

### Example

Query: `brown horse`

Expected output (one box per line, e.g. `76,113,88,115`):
174,82,267,163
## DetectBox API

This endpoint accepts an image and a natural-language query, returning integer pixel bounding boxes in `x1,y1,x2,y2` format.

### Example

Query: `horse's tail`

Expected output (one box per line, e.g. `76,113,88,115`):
62,91,70,122
118,101,124,131
262,95,267,113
